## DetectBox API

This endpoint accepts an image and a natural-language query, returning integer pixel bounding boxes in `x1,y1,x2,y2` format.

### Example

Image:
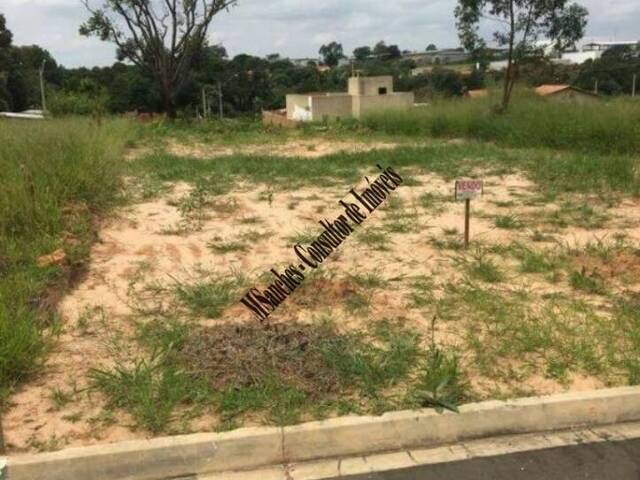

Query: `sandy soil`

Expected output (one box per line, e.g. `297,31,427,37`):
165,138,401,159
6,146,640,453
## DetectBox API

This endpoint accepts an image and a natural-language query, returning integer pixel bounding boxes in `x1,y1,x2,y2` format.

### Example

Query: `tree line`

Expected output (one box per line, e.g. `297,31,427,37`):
1,0,637,118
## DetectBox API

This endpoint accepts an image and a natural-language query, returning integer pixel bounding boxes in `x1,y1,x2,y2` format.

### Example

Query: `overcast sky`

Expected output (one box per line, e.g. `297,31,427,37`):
3,0,639,68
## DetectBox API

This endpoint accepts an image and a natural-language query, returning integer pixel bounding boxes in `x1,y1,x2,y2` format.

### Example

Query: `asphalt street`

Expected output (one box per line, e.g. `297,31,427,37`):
340,438,640,480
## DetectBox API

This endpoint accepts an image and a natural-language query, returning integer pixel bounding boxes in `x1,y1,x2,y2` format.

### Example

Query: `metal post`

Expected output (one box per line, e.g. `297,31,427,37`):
39,59,47,113
464,198,470,249
201,87,207,119
217,81,223,120
633,74,637,98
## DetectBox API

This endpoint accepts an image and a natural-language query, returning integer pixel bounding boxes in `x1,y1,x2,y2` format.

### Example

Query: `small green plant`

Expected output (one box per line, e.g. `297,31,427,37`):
468,257,504,283
207,239,249,254
517,247,560,274
49,387,73,411
407,276,435,309
344,292,370,313
176,276,245,318
90,354,203,433
350,272,389,290
569,268,606,295
494,215,523,230
286,229,320,245
356,229,392,251
411,346,467,413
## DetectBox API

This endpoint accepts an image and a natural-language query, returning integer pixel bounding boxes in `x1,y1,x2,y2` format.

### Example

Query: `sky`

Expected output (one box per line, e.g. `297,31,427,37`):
2,0,640,68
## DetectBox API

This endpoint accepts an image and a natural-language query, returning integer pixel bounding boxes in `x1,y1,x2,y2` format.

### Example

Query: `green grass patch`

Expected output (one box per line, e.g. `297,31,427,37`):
0,118,134,396
362,94,640,157
175,276,245,318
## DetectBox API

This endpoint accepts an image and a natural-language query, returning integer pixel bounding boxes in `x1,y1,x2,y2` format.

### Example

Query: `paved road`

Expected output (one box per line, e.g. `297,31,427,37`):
341,438,640,480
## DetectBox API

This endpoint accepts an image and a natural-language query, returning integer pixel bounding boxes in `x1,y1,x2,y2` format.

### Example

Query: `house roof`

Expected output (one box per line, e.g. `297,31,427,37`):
534,84,599,97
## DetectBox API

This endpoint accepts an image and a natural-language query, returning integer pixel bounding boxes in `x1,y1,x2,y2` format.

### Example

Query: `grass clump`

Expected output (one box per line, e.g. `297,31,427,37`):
410,346,468,412
514,246,563,274
494,215,524,230
356,228,392,251
175,276,245,318
90,355,203,433
569,268,606,295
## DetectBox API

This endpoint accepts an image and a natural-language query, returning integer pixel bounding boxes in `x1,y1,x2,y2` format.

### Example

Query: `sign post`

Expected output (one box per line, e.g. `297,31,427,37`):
455,180,483,249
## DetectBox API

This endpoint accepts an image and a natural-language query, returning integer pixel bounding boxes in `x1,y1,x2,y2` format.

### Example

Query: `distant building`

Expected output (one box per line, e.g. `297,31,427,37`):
489,40,639,69
555,40,638,65
534,85,600,103
582,41,639,51
285,75,414,122
289,57,319,67
402,49,471,66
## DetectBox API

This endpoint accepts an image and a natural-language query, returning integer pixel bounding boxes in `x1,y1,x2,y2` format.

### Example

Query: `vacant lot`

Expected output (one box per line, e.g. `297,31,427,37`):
3,102,640,453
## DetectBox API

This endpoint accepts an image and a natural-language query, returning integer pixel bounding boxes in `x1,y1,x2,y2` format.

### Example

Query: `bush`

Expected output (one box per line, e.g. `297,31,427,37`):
48,90,108,116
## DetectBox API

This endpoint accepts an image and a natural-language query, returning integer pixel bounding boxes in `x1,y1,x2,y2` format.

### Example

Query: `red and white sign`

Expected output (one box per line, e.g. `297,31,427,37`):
455,180,483,201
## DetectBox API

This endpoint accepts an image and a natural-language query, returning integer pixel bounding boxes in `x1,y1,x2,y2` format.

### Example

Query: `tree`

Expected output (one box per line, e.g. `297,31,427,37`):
373,41,401,60
319,42,344,68
80,0,237,117
0,14,13,110
353,46,372,61
455,0,588,110
426,43,437,51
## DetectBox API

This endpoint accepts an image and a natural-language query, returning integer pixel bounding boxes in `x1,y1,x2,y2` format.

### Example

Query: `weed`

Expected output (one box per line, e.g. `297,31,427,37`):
410,346,467,413
49,387,73,410
407,276,435,309
494,215,524,230
176,276,245,318
349,272,389,289
286,229,320,246
458,248,504,283
344,292,370,313
238,230,271,243
467,257,504,283
356,229,392,251
207,239,249,254
61,412,82,423
569,268,606,295
90,354,205,433
516,247,562,274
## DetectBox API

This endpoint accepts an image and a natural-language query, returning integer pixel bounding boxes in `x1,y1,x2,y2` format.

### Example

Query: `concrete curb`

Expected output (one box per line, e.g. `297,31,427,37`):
7,386,640,480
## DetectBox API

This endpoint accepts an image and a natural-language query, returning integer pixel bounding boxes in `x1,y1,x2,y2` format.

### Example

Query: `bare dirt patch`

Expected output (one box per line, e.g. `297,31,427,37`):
166,138,400,159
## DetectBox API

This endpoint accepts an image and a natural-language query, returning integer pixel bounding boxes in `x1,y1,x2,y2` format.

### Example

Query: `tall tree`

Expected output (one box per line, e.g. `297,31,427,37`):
80,0,237,117
426,43,438,51
373,41,401,60
319,42,344,68
0,14,13,111
353,46,372,61
455,0,588,110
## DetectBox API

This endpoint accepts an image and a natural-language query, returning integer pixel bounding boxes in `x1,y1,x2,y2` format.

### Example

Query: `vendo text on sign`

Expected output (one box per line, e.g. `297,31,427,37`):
455,180,483,201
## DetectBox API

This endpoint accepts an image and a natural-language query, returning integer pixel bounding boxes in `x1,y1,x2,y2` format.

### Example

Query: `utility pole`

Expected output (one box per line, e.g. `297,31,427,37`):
633,74,637,98
39,59,47,113
594,79,599,95
201,87,207,119
217,81,223,120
